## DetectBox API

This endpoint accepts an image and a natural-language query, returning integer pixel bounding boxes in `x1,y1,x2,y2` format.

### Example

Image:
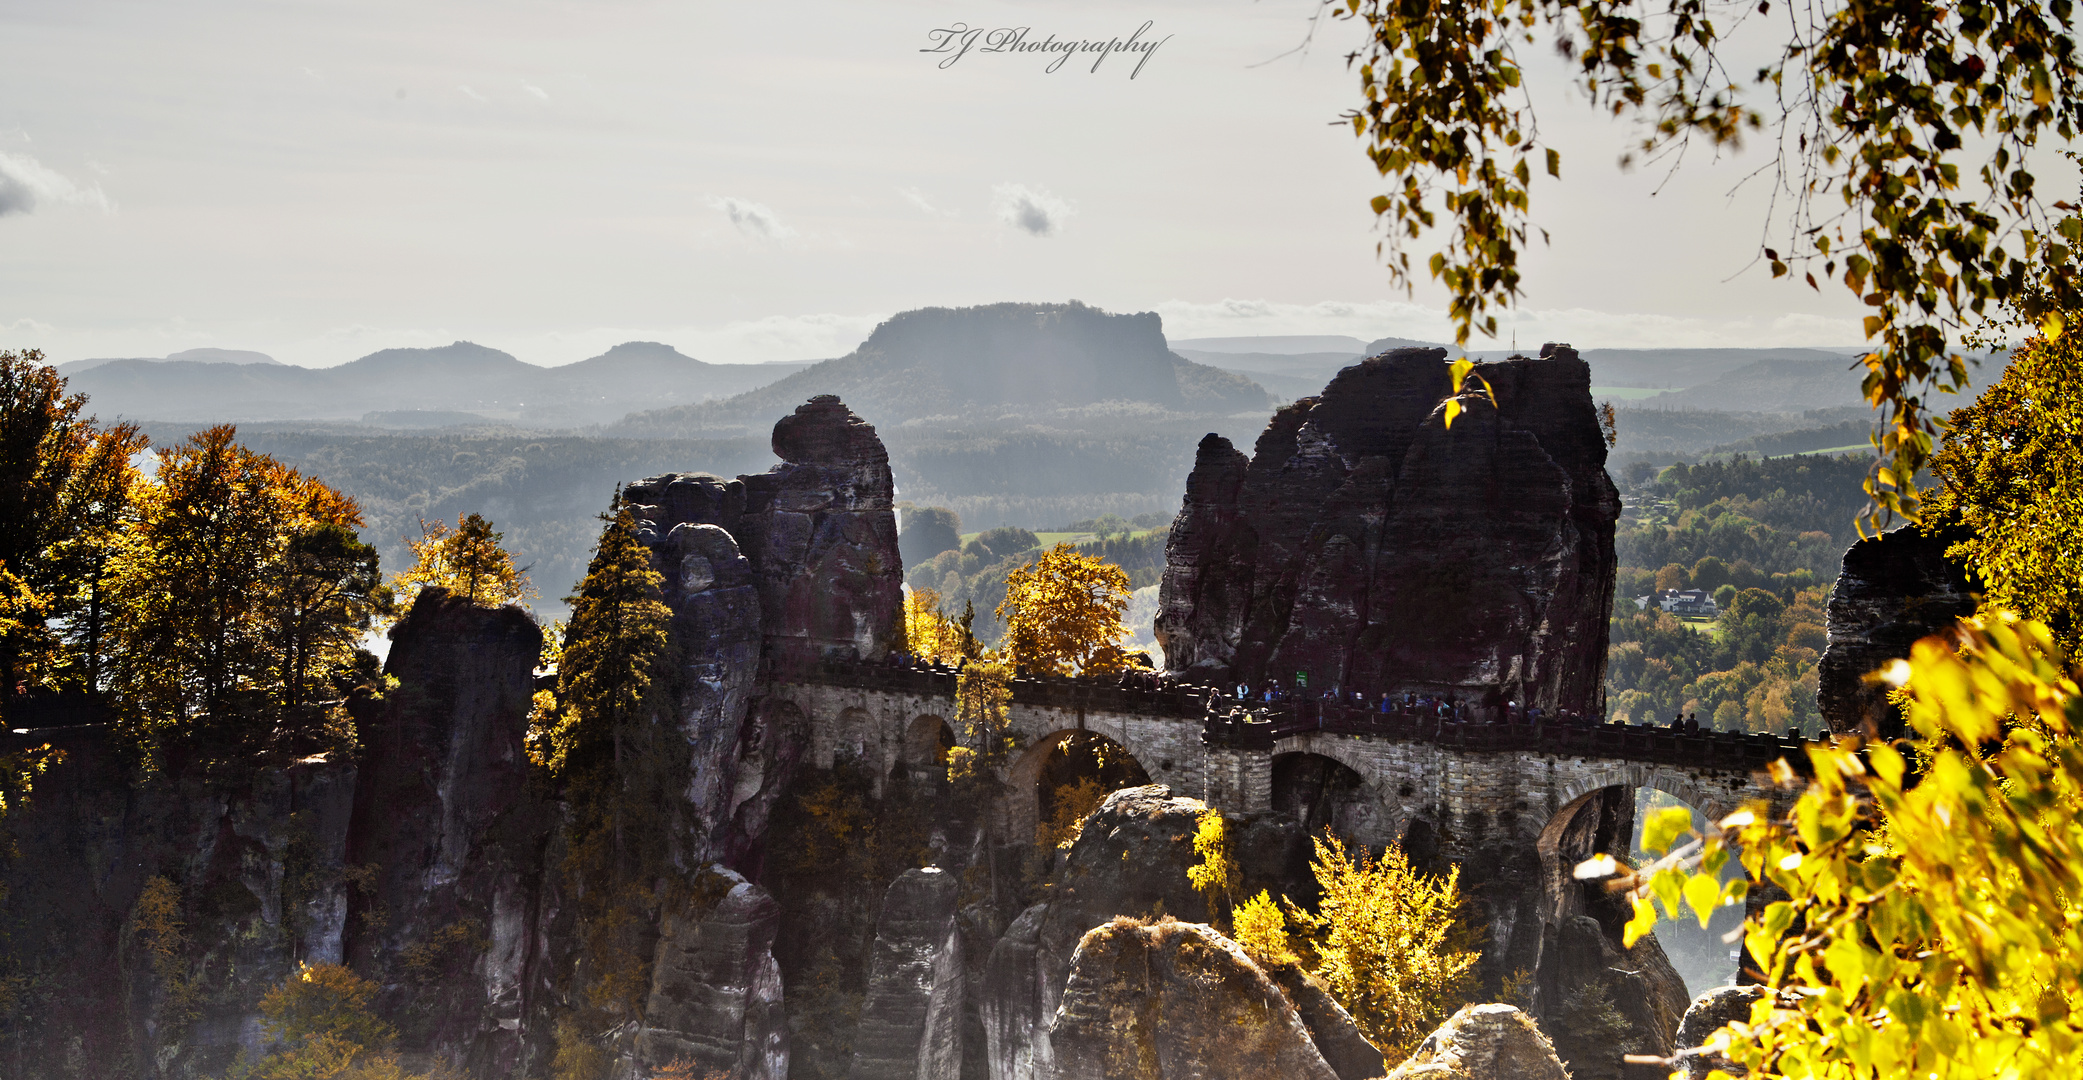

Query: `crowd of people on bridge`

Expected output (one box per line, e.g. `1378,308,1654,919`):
1209,682,1613,728
878,652,1759,737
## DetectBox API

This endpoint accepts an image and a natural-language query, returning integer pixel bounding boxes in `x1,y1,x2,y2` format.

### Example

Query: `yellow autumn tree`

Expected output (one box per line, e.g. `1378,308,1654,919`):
1284,835,1479,1064
387,512,533,615
1923,312,2083,653
106,426,381,757
1621,613,2083,1079
239,962,434,1080
996,542,1130,677
903,587,969,663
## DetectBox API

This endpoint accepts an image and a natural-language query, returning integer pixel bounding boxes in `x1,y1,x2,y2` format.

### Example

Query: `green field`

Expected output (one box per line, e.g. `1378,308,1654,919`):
1590,386,1675,400
1765,443,1869,458
958,527,1167,547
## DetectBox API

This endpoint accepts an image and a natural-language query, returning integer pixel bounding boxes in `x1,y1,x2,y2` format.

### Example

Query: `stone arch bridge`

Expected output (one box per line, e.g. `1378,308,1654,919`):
763,660,1805,855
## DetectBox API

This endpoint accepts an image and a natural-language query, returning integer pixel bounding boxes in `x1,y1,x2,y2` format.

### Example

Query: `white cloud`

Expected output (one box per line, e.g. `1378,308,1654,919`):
899,186,956,217
0,152,112,217
705,195,798,241
523,83,549,100
458,85,487,102
992,183,1072,237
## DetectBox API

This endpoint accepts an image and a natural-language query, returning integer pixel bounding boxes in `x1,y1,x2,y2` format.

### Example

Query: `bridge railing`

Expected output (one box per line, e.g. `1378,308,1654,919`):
785,658,1808,771
1203,701,1807,770
780,658,1213,718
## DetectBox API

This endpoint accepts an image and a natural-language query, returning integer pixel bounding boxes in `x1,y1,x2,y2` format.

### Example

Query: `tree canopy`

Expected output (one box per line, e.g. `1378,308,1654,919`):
996,542,1132,676
0,349,148,703
388,511,533,614
531,502,670,778
1925,314,2083,650
1620,614,2083,1077
897,505,961,568
107,425,381,757
1332,0,2079,529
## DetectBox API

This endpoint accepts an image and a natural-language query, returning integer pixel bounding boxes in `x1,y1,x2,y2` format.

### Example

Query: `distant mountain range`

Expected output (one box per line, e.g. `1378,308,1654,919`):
58,347,282,374
55,341,810,426
610,301,1272,437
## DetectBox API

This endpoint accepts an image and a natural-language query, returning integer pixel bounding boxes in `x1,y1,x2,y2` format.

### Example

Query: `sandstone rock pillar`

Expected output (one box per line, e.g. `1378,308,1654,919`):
350,585,546,1072
848,867,964,1080
638,867,789,1080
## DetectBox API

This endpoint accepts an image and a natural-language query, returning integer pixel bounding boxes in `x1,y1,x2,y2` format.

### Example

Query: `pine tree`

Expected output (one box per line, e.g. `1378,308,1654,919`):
535,501,670,779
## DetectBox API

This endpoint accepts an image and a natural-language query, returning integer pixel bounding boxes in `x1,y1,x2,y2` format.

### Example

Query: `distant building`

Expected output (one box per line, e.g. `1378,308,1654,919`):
1635,588,1719,617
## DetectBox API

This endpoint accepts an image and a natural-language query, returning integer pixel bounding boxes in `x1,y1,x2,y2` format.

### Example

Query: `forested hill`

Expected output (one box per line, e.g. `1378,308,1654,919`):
60,341,808,426
608,301,1272,439
1604,452,1873,734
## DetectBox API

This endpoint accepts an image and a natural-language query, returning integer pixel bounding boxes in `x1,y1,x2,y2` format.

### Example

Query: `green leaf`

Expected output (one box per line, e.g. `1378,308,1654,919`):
1545,148,1561,178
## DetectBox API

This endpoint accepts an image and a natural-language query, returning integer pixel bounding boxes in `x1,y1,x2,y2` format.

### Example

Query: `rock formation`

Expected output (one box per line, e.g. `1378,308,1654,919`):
636,867,789,1080
1156,345,1620,715
983,785,1309,1080
0,588,547,1079
620,395,904,869
1385,1003,1569,1080
1051,918,1348,1080
1262,964,1390,1080
849,867,965,1080
624,394,904,670
1819,524,1977,735
348,586,547,1073
1533,786,1691,1078
1672,985,1769,1079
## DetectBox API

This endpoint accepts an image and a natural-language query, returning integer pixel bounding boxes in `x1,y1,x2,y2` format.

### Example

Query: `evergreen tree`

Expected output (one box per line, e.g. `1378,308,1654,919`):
535,500,670,779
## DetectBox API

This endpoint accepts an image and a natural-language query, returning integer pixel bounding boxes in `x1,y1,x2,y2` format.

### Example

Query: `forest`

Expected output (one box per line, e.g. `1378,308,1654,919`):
1602,454,1872,733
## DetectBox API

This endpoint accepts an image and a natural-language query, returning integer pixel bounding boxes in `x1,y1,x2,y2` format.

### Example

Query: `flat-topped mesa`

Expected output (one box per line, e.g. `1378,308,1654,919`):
1156,345,1620,717
623,394,904,668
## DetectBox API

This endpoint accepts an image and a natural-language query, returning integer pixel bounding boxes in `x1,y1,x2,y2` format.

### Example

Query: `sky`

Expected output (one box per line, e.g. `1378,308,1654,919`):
1,0,2073,368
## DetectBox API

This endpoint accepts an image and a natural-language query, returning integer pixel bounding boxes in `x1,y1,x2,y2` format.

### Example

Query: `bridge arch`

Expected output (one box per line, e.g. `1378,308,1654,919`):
1552,767,1733,824
901,713,954,767
1269,734,1380,788
1271,751,1402,851
1538,776,1745,1000
1005,728,1151,846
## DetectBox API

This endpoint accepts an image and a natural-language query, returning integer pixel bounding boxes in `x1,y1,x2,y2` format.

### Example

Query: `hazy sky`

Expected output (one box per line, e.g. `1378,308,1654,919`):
3,0,2072,367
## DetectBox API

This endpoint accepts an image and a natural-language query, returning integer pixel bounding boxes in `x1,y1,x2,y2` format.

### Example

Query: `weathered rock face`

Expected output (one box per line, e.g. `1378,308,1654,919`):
984,785,1309,1080
1156,346,1619,714
622,396,901,873
349,586,548,1073
849,867,965,1080
1385,1003,1569,1080
0,725,358,1080
1672,985,1769,1079
1052,918,1346,1080
1819,524,1977,735
628,395,903,669
636,867,789,1080
1263,964,1389,1080
1533,787,1691,1079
